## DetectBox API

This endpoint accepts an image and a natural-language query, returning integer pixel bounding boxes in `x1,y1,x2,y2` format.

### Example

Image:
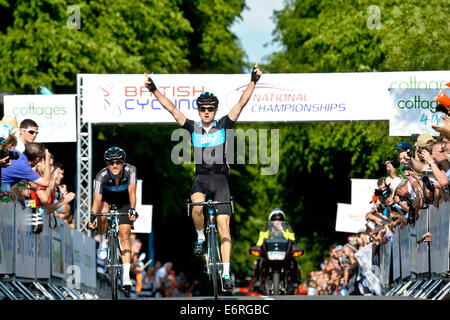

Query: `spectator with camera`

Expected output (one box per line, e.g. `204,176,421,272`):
2,141,51,190
389,176,424,224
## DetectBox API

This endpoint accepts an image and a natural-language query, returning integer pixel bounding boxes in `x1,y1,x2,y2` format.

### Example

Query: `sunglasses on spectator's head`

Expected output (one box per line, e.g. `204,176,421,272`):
23,128,39,135
107,160,124,166
199,106,217,112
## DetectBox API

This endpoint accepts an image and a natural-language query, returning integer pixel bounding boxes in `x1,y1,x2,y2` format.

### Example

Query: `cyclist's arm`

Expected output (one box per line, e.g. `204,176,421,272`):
128,183,136,210
228,63,262,122
91,193,103,214
144,73,187,126
153,89,187,126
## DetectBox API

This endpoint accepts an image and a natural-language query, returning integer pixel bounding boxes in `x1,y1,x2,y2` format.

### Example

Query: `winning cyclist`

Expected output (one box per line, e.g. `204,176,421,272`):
87,147,138,290
144,63,262,289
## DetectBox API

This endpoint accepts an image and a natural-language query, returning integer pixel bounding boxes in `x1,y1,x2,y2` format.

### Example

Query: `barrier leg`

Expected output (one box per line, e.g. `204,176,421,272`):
11,280,37,300
32,281,56,300
419,279,443,299
62,285,82,299
404,279,423,296
47,283,67,300
386,282,402,296
413,279,433,298
395,280,413,296
431,281,450,300
0,281,19,300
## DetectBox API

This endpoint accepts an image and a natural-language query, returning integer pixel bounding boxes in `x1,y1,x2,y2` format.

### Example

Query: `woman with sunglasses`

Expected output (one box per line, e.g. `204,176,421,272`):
144,63,262,290
87,146,138,291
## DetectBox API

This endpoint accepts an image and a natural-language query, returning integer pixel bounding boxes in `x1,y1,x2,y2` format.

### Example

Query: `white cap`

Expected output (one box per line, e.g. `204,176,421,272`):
390,177,406,195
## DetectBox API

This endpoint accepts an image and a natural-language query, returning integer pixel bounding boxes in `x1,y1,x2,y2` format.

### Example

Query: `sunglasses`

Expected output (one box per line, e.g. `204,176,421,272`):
23,128,39,135
107,160,124,166
199,106,217,112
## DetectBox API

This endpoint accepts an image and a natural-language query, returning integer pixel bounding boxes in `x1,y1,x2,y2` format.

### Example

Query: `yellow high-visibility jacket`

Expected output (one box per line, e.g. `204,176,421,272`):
256,227,295,246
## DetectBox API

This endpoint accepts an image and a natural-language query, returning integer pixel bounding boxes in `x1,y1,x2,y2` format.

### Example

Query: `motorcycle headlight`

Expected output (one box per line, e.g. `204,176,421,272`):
267,251,286,260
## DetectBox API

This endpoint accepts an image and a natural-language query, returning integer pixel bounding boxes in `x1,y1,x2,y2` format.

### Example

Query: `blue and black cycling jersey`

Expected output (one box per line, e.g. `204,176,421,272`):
93,163,137,207
182,115,235,175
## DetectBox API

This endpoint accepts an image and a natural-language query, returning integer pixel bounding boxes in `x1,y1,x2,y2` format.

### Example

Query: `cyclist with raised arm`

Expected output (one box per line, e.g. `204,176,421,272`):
144,64,262,289
87,147,138,290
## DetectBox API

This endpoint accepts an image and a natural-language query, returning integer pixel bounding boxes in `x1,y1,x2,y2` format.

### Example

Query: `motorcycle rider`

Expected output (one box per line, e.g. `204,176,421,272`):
256,208,295,246
252,208,297,292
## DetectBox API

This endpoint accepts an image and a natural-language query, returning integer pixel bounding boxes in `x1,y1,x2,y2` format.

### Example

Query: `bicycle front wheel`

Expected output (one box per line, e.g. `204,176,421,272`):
209,230,218,300
109,234,119,300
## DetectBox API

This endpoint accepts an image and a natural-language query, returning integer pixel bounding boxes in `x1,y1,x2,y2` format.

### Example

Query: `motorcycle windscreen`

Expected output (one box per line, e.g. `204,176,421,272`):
265,221,289,260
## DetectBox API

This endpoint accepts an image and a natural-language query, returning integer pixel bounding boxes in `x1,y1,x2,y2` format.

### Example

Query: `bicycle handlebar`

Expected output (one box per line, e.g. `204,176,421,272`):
90,211,129,223
186,199,235,216
189,200,233,206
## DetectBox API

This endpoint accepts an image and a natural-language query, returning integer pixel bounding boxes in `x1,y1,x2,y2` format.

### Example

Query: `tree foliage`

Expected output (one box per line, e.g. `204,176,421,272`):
0,0,246,94
266,0,449,73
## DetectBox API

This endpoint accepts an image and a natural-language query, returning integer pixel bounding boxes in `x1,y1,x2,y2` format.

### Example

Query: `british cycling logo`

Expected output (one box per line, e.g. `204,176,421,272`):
100,85,122,117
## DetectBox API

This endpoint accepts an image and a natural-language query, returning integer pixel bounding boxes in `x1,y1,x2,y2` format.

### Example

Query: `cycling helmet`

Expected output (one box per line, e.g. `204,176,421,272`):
268,208,285,221
196,92,219,107
104,146,126,162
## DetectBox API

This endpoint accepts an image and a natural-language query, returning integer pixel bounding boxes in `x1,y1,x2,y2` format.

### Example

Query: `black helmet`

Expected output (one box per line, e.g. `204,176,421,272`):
268,208,285,221
196,92,219,108
104,146,126,162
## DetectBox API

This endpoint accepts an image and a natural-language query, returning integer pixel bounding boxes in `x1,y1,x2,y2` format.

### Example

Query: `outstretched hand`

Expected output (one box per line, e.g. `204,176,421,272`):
144,72,157,92
251,62,262,83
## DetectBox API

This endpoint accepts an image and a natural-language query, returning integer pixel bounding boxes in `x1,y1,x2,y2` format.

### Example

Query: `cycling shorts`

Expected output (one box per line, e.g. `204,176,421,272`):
102,201,133,225
190,173,232,215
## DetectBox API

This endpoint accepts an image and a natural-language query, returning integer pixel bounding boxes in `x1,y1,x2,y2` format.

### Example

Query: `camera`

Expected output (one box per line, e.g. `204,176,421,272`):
401,162,412,171
407,200,415,225
374,188,391,198
389,158,400,168
435,103,449,115
0,149,19,160
406,148,415,159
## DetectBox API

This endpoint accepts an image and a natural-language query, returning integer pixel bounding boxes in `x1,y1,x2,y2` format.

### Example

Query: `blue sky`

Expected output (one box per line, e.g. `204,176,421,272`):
230,0,285,67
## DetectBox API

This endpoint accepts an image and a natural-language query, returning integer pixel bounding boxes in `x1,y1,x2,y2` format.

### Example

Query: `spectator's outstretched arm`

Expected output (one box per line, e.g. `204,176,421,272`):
228,62,262,122
29,149,51,187
421,148,448,187
385,161,398,178
144,73,187,126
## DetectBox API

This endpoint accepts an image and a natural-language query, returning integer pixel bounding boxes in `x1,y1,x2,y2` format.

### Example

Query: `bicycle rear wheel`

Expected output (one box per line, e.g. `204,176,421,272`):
109,234,119,300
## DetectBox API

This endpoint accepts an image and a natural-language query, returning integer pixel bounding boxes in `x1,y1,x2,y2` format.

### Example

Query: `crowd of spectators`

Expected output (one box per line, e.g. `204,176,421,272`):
0,115,76,231
303,109,450,296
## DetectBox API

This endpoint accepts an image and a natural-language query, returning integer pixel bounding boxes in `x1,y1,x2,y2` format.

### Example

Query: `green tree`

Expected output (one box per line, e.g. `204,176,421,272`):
267,0,449,73
0,0,248,94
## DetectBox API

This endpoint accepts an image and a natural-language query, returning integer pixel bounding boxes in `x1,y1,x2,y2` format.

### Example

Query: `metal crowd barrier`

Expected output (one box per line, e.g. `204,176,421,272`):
379,201,450,300
0,202,107,300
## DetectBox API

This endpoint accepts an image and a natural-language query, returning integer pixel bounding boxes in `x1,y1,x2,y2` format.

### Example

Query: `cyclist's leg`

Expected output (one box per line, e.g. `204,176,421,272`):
117,206,133,288
212,174,233,287
216,214,231,263
191,192,206,231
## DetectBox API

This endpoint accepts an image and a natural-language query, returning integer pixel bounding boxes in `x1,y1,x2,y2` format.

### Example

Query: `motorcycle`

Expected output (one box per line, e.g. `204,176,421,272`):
249,221,304,295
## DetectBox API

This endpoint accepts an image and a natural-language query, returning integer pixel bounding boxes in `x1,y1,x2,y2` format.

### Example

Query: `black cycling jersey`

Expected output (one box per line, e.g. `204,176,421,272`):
93,163,137,219
182,115,235,175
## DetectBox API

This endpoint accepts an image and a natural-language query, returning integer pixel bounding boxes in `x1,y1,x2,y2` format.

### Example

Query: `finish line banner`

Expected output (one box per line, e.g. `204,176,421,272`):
78,71,449,124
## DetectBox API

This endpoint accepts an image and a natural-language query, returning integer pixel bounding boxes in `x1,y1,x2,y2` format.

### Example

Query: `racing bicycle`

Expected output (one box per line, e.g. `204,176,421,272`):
187,198,234,300
90,204,129,300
